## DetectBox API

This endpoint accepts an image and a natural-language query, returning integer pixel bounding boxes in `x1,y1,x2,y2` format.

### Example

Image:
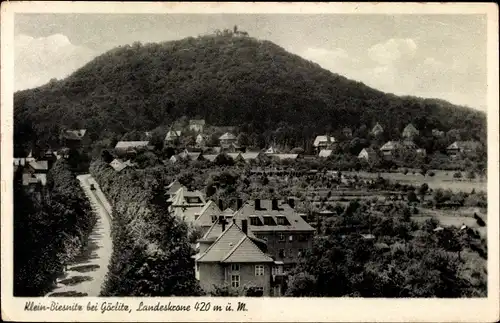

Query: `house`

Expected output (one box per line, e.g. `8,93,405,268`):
219,132,237,148
165,180,183,200
416,148,427,157
402,123,419,139
202,154,219,163
371,123,384,136
432,129,445,138
241,152,262,163
342,127,353,139
318,149,333,158
358,148,377,161
114,141,149,155
265,146,279,155
165,130,182,146
313,135,335,151
196,134,207,147
231,199,315,271
61,129,88,149
380,141,403,159
447,141,482,157
189,119,206,133
109,159,128,172
223,142,243,153
194,220,276,296
193,200,223,234
268,154,299,161
167,186,207,224
227,152,244,163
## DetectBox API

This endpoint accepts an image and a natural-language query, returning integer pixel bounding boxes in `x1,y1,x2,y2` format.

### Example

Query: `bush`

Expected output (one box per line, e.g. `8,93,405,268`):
427,171,435,177
453,172,462,179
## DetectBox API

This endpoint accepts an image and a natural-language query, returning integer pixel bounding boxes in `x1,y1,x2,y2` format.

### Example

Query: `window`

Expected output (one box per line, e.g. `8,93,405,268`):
278,249,285,258
279,233,285,241
185,196,202,204
255,265,264,276
272,266,283,275
276,216,286,225
231,264,240,272
250,216,262,226
289,235,293,241
231,275,240,288
263,216,276,225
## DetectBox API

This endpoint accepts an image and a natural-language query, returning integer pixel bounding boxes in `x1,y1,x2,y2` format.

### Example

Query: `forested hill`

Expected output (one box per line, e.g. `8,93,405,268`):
14,33,486,151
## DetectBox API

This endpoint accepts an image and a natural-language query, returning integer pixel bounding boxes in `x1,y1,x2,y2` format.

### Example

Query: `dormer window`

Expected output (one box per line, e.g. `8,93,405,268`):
250,216,262,226
263,216,276,226
185,196,202,204
276,216,288,225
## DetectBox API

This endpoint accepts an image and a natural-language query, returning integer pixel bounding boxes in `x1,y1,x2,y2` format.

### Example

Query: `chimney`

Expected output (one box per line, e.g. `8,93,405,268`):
288,198,295,209
241,219,248,235
218,199,224,211
219,215,226,232
237,198,243,210
272,199,279,211
255,199,261,210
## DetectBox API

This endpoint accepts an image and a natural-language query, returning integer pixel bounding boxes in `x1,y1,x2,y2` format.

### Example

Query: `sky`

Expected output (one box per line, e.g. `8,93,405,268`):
14,14,487,111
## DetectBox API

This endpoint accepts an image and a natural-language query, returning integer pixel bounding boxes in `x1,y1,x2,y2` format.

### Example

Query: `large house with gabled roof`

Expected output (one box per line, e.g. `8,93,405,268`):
402,123,419,140
313,135,335,152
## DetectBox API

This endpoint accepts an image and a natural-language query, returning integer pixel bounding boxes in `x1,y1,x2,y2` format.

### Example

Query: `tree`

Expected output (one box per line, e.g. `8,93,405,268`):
285,272,317,296
466,171,476,181
453,172,463,179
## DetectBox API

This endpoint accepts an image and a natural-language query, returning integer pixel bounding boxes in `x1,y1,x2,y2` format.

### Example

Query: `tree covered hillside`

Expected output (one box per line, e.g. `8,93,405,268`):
14,33,486,152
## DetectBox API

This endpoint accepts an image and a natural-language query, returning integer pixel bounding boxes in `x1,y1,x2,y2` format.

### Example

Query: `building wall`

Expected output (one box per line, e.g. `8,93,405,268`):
197,262,272,296
197,263,224,294
252,231,313,267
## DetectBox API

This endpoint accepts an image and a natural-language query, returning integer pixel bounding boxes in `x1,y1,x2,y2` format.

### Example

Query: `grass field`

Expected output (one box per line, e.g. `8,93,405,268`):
346,170,486,192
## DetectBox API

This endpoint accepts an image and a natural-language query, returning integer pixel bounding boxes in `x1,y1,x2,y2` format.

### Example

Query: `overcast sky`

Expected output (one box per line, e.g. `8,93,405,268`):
14,14,487,110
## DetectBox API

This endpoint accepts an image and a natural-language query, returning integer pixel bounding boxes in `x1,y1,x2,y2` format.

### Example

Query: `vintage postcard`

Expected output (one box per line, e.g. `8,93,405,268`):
1,2,499,322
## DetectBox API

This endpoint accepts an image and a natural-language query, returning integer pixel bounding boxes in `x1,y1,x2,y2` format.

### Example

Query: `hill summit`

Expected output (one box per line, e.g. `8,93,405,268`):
14,32,486,151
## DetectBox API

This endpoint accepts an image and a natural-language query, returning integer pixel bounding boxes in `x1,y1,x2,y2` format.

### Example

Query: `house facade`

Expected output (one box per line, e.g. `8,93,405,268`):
358,148,377,161
232,199,315,272
402,124,419,140
219,132,237,148
165,130,182,146
189,119,206,133
313,135,335,152
447,141,482,157
195,221,276,296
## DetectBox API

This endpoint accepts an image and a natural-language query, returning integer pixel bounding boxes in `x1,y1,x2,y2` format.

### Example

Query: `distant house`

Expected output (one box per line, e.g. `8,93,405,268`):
318,149,333,158
432,129,445,138
402,124,419,139
167,186,207,224
380,141,403,158
194,221,275,296
358,148,377,161
416,148,427,157
219,132,238,148
268,153,299,161
196,134,207,147
342,128,353,139
61,129,88,149
202,154,219,163
313,135,335,152
227,152,244,163
241,151,262,163
22,173,47,187
165,130,182,146
265,146,279,155
189,119,206,133
115,141,149,156
110,159,127,172
447,141,482,157
371,123,384,136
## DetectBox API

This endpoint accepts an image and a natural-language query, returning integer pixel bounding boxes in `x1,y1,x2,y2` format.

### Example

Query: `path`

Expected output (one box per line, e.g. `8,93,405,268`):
45,174,113,297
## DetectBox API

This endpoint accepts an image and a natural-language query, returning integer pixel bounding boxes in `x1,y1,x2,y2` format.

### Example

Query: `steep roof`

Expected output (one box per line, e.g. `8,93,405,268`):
28,160,48,171
188,152,202,160
168,186,206,206
197,223,274,263
358,148,377,159
265,146,278,154
203,154,219,162
219,132,236,140
227,152,243,160
194,200,222,227
313,135,335,147
115,141,149,149
165,130,182,141
232,199,315,232
380,141,402,151
318,149,333,158
269,153,298,160
447,141,482,150
371,123,384,135
166,180,183,195
402,123,419,137
241,152,261,160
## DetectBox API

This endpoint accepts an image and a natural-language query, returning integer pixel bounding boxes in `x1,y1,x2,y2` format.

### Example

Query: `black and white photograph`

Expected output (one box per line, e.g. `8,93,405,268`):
1,2,499,322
